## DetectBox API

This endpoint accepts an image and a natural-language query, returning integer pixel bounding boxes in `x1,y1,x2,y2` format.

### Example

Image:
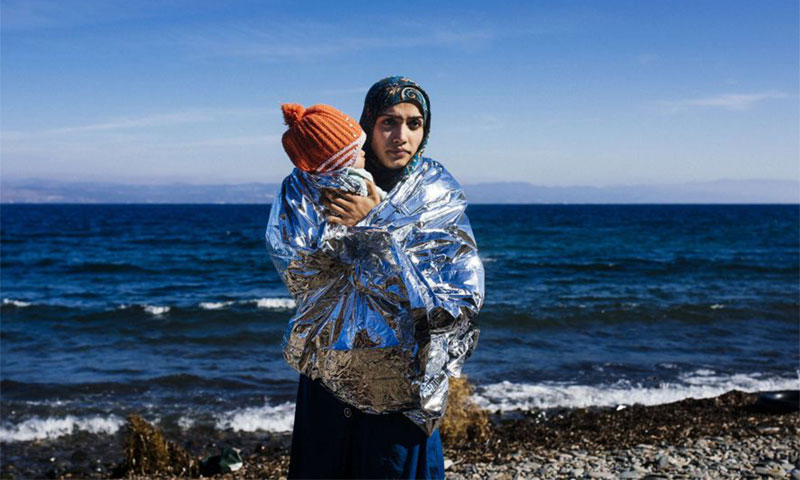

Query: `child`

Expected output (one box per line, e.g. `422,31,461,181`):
280,103,386,200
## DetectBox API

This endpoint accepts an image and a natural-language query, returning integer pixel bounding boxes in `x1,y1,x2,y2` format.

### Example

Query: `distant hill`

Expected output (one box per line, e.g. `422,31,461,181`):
463,179,799,204
0,180,280,204
1,178,797,204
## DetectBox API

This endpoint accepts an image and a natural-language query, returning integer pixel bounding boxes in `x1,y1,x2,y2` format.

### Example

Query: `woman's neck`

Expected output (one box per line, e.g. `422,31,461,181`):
365,155,405,192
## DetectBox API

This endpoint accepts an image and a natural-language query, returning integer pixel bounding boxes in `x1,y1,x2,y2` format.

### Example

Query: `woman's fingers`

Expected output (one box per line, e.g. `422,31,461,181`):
326,201,347,215
331,196,353,209
327,215,359,227
323,186,380,227
335,192,358,205
322,190,354,208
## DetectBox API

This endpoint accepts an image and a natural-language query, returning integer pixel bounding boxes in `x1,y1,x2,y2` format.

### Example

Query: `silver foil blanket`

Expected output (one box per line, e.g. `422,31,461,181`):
265,158,484,435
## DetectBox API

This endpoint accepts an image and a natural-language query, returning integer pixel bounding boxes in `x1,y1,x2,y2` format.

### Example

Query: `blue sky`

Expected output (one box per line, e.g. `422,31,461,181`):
1,0,797,186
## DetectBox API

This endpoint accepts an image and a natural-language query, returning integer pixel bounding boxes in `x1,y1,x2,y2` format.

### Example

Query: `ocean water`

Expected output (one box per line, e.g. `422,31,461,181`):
1,204,798,442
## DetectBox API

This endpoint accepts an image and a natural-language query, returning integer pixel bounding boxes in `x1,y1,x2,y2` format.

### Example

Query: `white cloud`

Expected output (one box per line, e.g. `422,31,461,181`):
5,108,264,137
44,112,220,134
0,0,182,31
164,135,281,149
0,108,281,181
1,131,280,157
175,20,494,61
660,91,790,112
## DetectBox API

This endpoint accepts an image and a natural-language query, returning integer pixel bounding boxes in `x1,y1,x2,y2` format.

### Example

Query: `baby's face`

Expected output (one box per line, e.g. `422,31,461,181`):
353,148,366,169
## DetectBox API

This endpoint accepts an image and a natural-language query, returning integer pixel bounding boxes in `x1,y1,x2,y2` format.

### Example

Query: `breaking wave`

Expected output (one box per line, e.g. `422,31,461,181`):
215,400,295,433
472,370,800,412
0,415,124,442
199,301,235,310
2,298,32,307
253,298,295,310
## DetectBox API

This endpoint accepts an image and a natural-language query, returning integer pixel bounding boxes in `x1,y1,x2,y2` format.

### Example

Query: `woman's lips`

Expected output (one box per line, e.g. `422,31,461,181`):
387,149,409,156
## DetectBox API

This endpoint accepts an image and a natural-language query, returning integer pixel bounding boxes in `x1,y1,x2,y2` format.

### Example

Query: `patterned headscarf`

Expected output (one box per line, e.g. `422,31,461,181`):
359,76,431,192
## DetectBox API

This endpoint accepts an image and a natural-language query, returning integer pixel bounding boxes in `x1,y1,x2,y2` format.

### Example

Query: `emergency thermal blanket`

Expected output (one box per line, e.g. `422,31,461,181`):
266,158,484,434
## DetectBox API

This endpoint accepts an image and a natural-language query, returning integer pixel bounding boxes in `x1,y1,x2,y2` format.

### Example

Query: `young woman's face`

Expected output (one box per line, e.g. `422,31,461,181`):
370,102,424,170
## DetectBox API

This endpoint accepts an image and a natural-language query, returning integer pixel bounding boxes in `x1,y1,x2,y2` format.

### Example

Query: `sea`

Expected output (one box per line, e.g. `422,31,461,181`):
1,204,798,443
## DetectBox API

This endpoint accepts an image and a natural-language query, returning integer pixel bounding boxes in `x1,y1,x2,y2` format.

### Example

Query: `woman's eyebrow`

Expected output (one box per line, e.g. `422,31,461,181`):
377,114,424,121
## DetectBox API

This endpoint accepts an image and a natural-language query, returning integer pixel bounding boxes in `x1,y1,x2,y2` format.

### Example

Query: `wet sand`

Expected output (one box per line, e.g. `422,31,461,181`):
1,391,797,479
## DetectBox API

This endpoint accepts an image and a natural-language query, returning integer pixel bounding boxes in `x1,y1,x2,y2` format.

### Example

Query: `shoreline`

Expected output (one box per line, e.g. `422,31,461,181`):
1,390,797,479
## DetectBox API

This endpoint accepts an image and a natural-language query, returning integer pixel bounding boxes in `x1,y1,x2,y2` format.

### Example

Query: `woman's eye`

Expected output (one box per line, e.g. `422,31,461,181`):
408,120,422,129
381,119,394,126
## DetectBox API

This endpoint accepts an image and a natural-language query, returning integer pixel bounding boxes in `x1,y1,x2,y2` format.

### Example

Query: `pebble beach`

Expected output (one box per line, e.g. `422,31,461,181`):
2,390,797,479
447,434,800,479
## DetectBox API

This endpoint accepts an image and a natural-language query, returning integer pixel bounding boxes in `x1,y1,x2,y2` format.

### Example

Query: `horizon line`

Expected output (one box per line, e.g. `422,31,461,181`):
1,177,797,188
3,202,798,206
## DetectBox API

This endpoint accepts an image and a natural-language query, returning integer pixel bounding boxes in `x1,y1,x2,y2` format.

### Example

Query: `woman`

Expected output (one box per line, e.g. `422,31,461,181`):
266,76,484,479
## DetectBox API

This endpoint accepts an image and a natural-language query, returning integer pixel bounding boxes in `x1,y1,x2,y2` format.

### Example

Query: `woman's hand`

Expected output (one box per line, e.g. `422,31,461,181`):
321,181,381,226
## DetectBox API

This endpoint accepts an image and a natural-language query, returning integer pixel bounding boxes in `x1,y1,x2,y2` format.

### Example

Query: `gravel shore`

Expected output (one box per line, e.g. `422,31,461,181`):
442,390,800,480
446,433,800,479
1,390,797,479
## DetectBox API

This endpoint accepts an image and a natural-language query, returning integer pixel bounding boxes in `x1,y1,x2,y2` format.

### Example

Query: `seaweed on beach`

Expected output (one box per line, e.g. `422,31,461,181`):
453,390,800,463
118,414,197,477
3,389,797,479
440,376,491,448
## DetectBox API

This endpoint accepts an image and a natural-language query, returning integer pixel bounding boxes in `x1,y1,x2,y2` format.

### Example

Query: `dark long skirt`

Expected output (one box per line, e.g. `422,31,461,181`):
288,375,445,479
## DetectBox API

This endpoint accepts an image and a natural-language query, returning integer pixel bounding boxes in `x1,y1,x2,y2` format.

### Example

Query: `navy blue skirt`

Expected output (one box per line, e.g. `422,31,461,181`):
288,375,445,479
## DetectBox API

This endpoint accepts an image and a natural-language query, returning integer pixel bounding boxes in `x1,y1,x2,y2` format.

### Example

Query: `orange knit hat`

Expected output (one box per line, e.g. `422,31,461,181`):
281,103,366,173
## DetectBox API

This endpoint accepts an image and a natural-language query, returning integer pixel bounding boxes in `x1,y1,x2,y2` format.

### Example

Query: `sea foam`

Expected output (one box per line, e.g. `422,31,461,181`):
254,298,296,310
199,301,235,310
215,400,295,433
0,415,124,442
177,416,195,430
472,371,800,412
144,305,170,315
2,298,31,307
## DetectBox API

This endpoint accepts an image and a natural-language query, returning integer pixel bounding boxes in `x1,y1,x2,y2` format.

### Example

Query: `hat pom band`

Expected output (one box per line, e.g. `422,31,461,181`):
314,131,367,173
